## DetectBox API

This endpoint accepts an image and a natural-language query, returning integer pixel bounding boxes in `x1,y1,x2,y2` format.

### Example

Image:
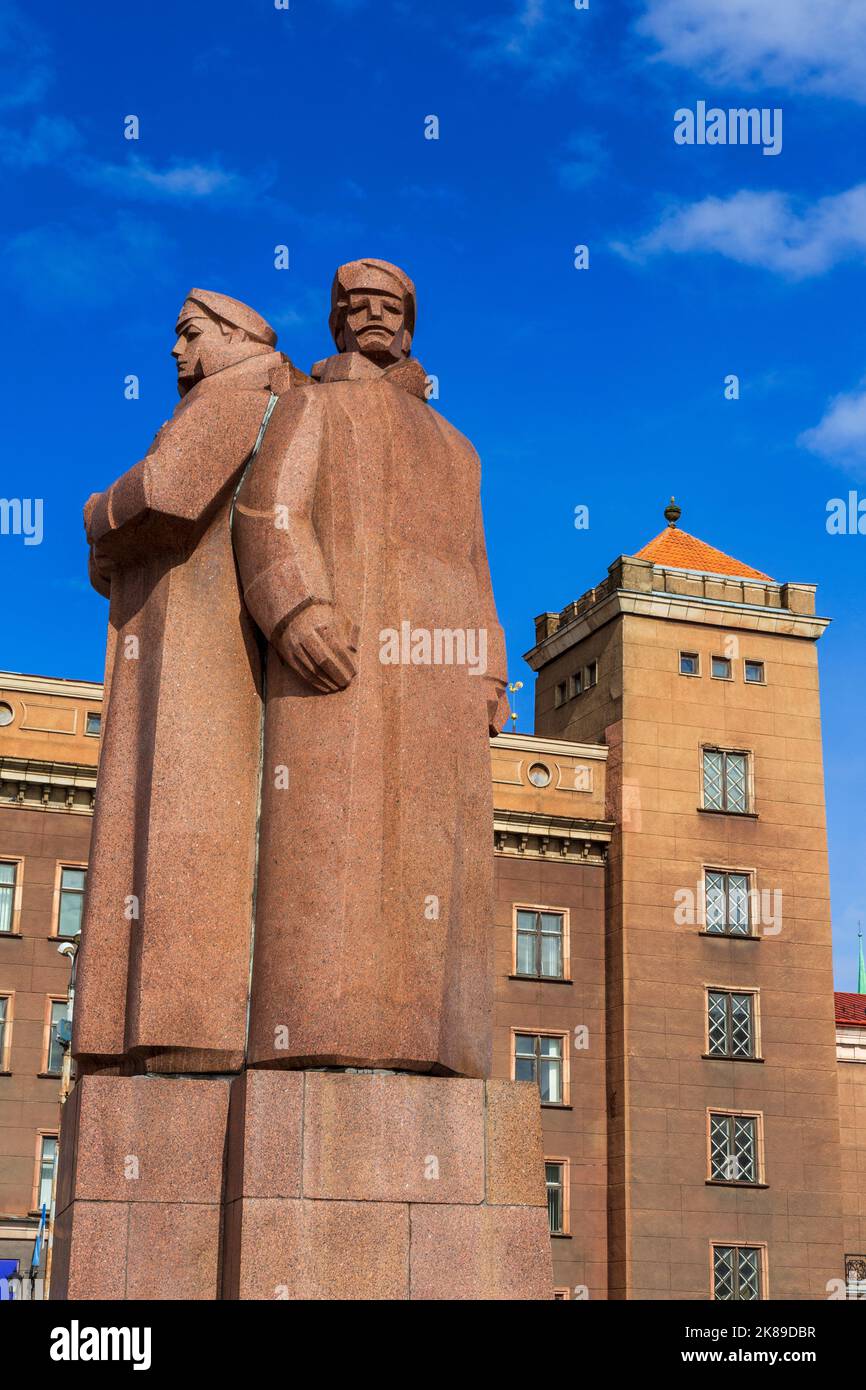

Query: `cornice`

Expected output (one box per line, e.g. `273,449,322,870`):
524,588,831,670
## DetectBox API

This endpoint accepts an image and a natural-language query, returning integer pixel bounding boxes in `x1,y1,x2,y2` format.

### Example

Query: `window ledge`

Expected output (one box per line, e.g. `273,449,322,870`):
550,1233,573,1240
541,1103,573,1111
701,1054,764,1064
705,1180,769,1190
698,931,759,941
0,1069,11,1076
37,1072,62,1080
698,808,759,819
508,975,573,985
0,933,23,939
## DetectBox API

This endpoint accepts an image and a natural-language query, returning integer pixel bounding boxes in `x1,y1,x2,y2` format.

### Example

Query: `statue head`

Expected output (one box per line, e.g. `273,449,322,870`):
328,259,416,366
172,289,277,396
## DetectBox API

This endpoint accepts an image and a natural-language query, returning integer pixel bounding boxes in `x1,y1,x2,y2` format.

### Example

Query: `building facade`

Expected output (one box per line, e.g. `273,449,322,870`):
0,672,101,1277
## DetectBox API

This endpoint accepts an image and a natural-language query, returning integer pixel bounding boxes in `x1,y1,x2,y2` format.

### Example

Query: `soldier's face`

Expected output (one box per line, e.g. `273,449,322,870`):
172,313,245,392
341,290,408,363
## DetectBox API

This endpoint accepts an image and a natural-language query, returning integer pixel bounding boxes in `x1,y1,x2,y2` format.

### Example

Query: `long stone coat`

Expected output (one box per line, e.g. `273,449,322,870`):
232,356,507,1077
73,352,283,1073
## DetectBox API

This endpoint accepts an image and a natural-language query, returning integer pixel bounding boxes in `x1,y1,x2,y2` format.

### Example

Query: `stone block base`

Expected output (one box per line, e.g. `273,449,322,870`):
51,1071,553,1301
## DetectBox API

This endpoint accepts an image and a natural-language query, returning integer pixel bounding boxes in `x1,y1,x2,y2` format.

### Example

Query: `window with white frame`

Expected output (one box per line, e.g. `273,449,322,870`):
702,749,749,813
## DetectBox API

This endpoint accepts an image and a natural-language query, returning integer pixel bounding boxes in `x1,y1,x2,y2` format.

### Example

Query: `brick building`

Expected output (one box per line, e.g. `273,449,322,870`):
0,672,101,1277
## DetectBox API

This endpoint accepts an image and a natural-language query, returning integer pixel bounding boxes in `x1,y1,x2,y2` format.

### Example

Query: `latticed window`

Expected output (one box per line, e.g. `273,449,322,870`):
516,909,565,979
708,991,755,1058
705,871,751,936
702,749,749,813
546,1162,565,1234
515,1033,564,1104
0,862,16,933
713,1245,762,1300
710,1113,758,1183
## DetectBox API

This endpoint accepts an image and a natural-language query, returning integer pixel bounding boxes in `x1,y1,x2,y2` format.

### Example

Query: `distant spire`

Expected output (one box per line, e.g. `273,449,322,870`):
858,923,866,995
664,496,681,528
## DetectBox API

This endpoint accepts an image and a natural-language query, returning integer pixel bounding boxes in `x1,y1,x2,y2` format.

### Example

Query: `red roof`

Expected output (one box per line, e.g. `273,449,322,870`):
633,526,772,581
835,991,866,1026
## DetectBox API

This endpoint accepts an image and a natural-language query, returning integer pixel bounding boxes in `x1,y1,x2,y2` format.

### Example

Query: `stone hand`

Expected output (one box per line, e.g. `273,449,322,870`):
277,603,359,693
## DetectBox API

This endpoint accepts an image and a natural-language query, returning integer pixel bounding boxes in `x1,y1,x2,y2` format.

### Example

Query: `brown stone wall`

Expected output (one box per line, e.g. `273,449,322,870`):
536,601,843,1299
493,852,608,1299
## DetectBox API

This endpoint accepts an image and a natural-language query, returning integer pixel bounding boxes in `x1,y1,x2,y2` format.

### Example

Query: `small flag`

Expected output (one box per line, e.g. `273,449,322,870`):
30,1204,47,1274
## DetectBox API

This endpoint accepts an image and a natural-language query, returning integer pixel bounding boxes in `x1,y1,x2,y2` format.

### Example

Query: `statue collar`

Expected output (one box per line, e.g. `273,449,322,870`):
310,352,429,402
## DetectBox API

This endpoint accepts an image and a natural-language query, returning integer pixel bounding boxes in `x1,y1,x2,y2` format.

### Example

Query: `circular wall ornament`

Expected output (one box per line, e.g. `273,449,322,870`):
527,762,551,788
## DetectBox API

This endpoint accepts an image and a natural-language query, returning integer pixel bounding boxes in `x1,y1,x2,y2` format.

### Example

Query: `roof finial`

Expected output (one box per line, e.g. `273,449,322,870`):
664,496,681,528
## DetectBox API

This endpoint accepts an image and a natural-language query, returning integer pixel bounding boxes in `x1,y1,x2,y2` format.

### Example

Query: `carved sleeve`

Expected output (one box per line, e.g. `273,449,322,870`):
232,389,333,643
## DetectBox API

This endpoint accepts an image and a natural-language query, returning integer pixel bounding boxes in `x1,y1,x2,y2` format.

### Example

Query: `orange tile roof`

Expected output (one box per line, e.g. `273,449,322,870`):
633,527,772,581
835,991,866,1026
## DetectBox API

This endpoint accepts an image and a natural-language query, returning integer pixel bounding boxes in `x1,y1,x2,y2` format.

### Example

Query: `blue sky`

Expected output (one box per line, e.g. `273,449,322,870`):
1,0,864,984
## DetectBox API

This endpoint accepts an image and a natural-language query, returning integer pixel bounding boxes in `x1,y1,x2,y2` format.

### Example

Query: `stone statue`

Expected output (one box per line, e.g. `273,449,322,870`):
56,266,553,1302
73,290,298,1074
233,259,508,1077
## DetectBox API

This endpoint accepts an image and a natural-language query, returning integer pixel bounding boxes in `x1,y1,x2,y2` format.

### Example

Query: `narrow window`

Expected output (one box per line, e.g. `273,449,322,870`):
554,682,567,708
57,867,86,938
709,1113,758,1184
0,862,17,933
744,661,765,684
703,749,749,813
546,1162,566,1234
711,656,732,679
707,990,756,1057
713,1244,762,1300
680,652,700,676
584,661,598,688
85,712,101,736
705,871,751,936
36,1135,58,1214
0,996,9,1069
569,670,583,699
45,1000,66,1075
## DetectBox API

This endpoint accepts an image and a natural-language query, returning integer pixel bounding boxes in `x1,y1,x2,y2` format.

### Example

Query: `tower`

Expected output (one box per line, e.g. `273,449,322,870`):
526,504,843,1299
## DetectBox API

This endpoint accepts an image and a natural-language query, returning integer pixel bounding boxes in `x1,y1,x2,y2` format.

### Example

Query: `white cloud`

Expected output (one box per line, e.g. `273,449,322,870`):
3,214,175,309
638,0,866,102
80,156,269,203
800,380,866,474
616,184,866,278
